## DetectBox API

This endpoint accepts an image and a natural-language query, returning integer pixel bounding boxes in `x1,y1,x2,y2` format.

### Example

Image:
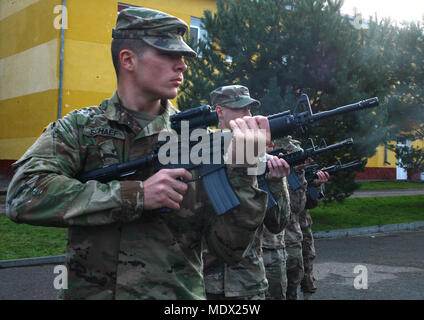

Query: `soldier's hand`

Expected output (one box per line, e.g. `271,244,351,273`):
226,115,270,166
314,170,330,186
143,168,192,211
266,155,290,182
294,157,314,172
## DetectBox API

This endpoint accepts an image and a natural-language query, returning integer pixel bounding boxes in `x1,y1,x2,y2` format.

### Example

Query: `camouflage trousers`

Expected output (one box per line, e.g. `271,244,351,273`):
206,293,265,300
263,248,287,300
300,224,317,294
300,212,317,294
285,245,304,300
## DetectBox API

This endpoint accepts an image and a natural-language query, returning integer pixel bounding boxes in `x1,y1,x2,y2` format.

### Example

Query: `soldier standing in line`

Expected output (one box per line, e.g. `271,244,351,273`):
6,8,272,300
203,85,291,300
300,189,325,299
262,140,290,300
264,137,328,300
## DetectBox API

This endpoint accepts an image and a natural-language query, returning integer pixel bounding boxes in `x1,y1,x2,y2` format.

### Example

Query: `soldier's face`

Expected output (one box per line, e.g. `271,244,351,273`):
217,106,252,130
135,46,187,100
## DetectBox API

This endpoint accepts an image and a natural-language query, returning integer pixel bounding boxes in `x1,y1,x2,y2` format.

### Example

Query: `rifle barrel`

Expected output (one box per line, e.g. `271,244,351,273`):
311,97,379,122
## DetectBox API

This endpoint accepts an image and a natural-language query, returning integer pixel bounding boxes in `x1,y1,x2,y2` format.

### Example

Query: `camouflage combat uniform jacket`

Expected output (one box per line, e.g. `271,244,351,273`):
284,170,308,247
203,176,291,298
6,92,268,300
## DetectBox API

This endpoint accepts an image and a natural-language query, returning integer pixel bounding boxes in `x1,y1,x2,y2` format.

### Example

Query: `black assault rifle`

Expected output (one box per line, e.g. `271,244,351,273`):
258,137,354,211
269,137,354,189
76,95,378,216
304,159,365,200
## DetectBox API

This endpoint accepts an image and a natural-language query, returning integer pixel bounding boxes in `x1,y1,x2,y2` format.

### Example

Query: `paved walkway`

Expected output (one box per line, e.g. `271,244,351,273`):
1,228,423,300
350,188,424,198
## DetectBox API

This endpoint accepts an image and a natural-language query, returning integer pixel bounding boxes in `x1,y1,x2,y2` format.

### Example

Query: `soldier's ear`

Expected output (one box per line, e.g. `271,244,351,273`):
215,105,223,119
119,49,137,73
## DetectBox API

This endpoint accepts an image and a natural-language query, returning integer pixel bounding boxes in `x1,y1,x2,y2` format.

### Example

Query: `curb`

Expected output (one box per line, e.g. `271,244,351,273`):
313,221,424,239
1,222,424,268
0,255,65,269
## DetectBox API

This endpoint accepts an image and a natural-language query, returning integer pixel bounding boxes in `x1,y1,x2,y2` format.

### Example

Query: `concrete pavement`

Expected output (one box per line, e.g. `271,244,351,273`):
311,228,424,300
1,228,424,300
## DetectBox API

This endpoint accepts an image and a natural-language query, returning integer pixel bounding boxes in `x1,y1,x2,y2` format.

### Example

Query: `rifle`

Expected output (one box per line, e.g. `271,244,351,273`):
76,95,378,216
173,94,379,138
76,125,238,216
258,138,354,212
271,137,353,189
304,160,365,200
268,94,379,139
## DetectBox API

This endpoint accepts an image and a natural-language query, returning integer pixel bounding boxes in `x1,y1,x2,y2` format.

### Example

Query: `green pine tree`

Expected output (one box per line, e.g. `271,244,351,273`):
177,0,423,199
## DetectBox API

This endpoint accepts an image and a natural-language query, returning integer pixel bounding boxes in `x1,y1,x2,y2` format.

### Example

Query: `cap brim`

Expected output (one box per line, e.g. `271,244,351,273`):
239,96,261,109
143,36,197,58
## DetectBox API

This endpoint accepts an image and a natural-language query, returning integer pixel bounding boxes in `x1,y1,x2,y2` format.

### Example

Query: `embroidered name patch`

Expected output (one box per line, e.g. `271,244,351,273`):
83,127,125,139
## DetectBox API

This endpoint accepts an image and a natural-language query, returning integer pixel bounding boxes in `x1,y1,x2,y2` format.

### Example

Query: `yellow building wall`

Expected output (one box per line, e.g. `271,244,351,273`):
0,0,62,160
366,144,397,168
0,0,216,162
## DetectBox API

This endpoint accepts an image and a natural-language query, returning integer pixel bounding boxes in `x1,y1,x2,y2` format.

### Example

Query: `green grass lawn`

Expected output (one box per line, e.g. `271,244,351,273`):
0,214,66,260
357,180,424,190
310,195,424,231
1,194,424,260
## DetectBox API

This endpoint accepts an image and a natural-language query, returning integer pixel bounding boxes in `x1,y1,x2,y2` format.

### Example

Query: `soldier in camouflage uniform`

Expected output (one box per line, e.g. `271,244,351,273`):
283,138,329,300
300,175,328,299
6,8,271,300
263,137,306,300
203,86,291,300
300,209,317,299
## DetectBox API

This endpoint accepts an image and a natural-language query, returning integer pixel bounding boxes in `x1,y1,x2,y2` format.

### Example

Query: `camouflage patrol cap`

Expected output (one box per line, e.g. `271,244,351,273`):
275,136,303,152
112,7,197,58
210,85,261,109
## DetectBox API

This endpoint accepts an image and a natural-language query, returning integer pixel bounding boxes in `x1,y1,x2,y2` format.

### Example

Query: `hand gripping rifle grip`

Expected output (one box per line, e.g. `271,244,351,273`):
154,169,240,216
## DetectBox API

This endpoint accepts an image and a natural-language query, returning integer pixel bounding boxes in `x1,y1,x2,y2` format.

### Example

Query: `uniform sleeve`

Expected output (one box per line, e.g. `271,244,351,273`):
6,116,144,228
289,170,308,216
262,177,291,234
203,166,267,265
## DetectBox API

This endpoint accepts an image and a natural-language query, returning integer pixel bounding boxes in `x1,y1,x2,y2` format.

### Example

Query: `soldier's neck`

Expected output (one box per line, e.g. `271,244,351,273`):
117,82,162,116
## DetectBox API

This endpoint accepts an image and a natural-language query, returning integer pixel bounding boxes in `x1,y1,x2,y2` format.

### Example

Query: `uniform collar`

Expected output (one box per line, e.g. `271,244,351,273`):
102,91,176,137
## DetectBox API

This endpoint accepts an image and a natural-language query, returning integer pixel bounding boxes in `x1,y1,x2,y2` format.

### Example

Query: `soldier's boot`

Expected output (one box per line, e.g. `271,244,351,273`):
303,292,313,300
285,285,299,300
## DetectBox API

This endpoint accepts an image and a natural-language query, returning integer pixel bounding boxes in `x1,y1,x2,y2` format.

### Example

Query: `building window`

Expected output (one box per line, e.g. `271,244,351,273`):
190,17,207,44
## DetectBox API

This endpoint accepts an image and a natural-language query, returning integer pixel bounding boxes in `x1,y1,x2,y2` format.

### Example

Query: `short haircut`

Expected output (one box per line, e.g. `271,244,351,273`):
111,38,149,78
